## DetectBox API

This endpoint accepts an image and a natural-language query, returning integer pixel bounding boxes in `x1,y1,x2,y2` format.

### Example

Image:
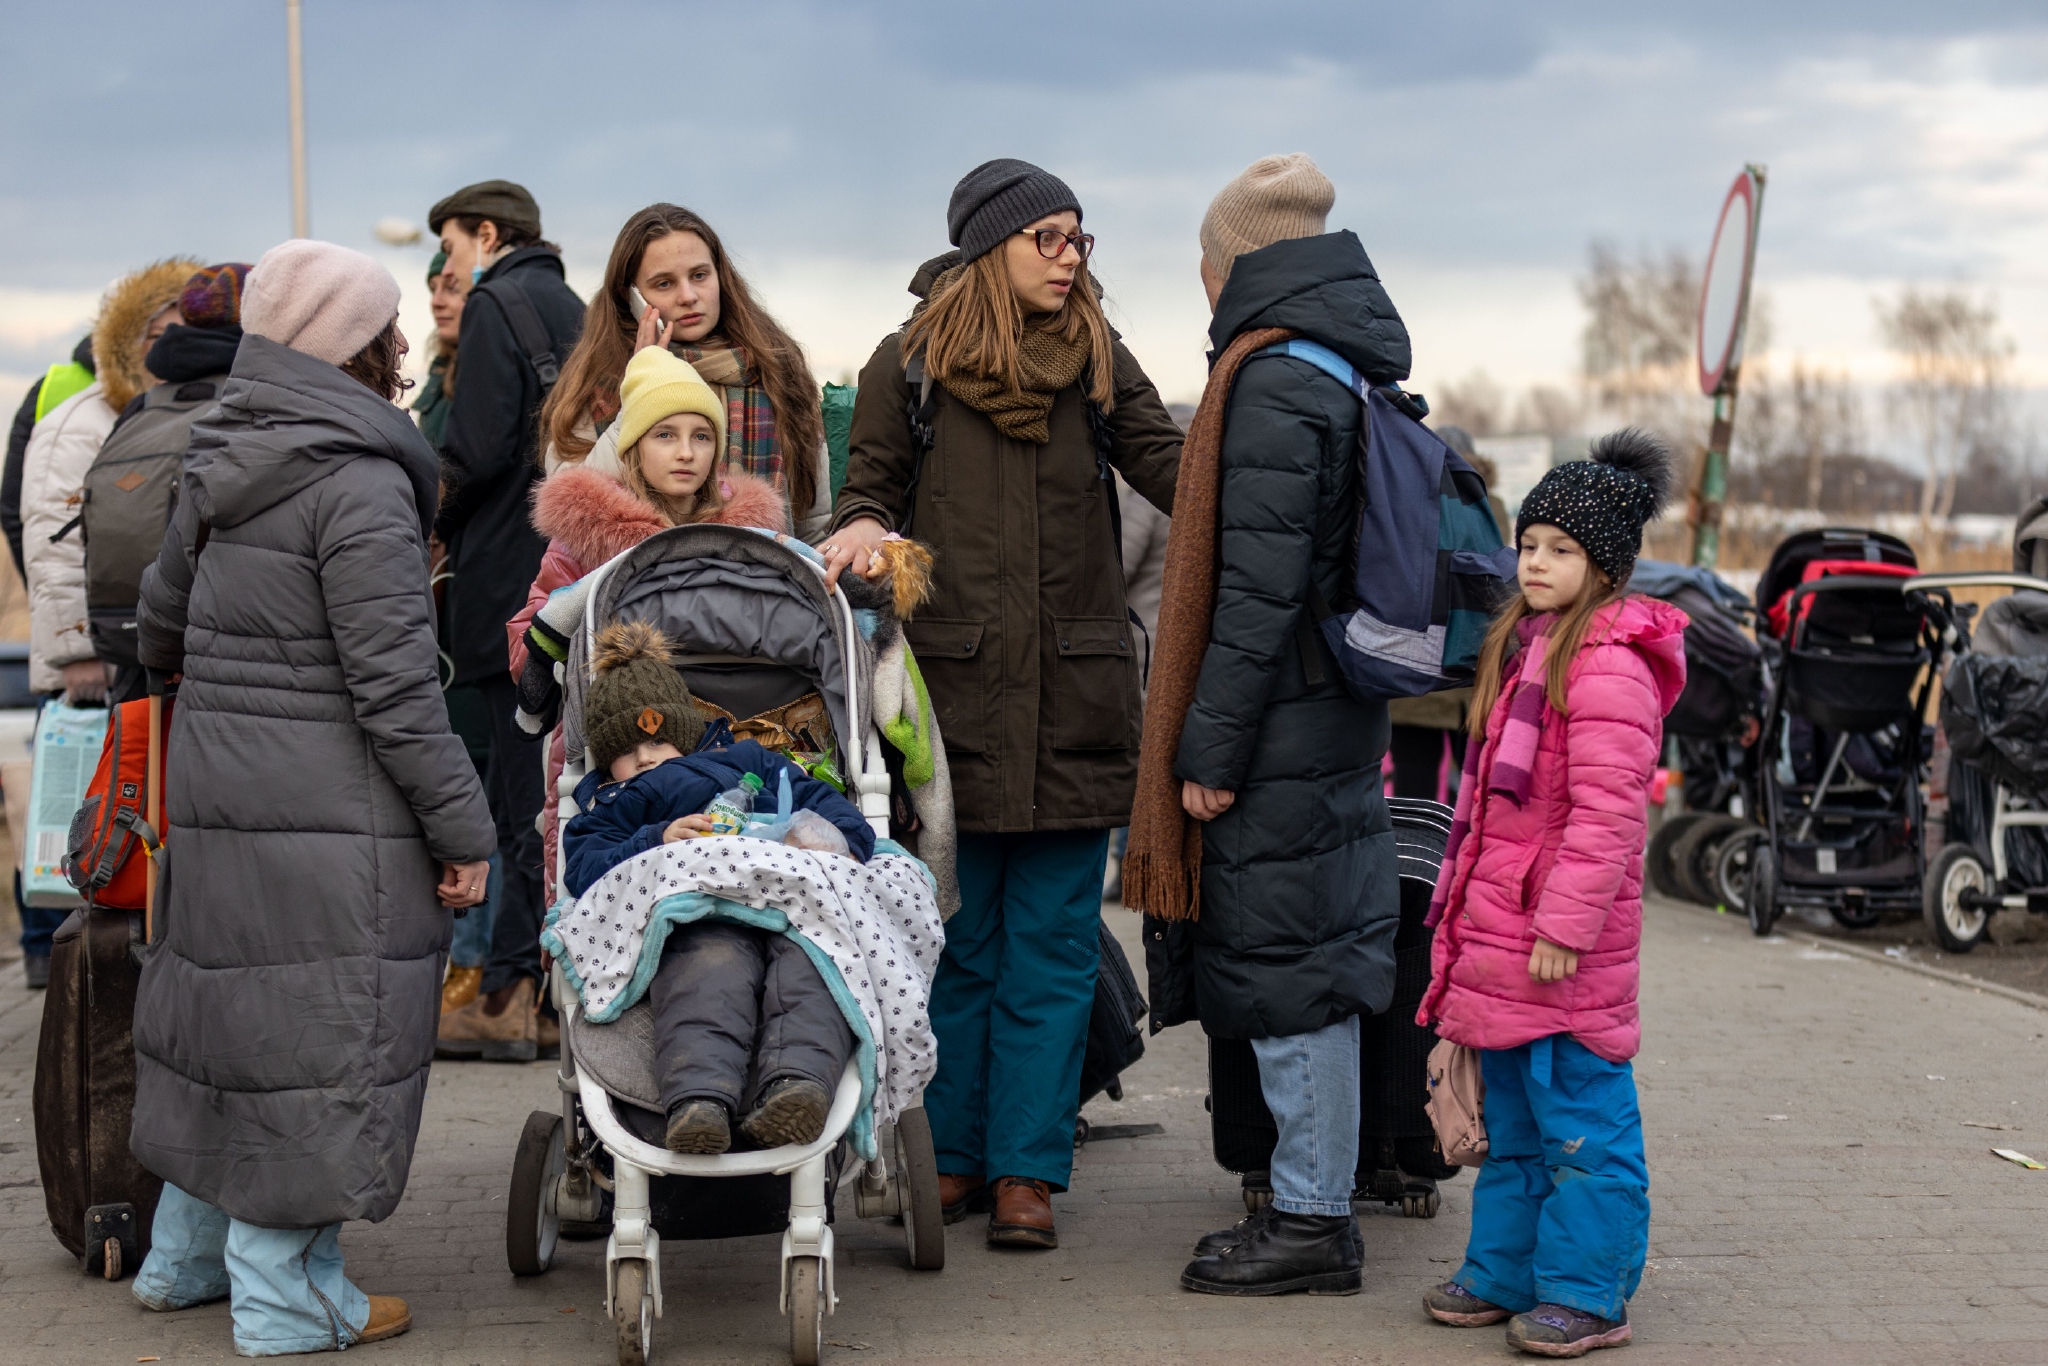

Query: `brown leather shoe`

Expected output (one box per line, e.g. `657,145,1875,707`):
937,1172,987,1224
356,1294,411,1343
987,1176,1057,1249
436,979,537,1062
441,964,482,1015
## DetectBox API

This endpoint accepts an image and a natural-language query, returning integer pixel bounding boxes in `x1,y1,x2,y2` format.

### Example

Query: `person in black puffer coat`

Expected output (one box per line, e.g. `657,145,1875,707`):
1171,156,1405,1298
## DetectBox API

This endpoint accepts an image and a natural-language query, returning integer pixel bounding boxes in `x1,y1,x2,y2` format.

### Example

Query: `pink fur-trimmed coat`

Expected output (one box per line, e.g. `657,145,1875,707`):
1418,596,1688,1063
508,463,788,891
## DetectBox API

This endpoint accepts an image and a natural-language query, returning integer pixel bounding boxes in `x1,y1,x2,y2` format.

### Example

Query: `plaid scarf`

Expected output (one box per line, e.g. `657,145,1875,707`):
1425,617,1552,930
673,340,784,493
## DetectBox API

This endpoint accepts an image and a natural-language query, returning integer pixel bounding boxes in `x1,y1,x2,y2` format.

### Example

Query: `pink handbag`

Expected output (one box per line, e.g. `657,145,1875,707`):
1424,1039,1489,1167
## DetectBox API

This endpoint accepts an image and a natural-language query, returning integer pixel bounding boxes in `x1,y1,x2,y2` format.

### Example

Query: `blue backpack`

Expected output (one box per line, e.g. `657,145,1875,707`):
1262,339,1518,700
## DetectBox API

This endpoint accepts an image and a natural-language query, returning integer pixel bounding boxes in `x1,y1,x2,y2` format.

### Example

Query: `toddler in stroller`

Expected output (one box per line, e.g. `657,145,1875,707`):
563,621,878,1156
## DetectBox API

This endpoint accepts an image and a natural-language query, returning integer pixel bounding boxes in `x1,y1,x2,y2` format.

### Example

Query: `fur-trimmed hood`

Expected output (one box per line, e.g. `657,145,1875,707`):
93,258,202,412
531,463,789,567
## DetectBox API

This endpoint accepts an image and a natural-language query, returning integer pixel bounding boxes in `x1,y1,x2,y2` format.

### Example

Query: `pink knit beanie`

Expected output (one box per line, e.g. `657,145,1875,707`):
242,240,401,366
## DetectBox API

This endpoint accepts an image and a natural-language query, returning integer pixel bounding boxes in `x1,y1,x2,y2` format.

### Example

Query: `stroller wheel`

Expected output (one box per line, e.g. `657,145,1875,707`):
1713,830,1763,913
1647,813,1708,901
1746,843,1781,937
614,1258,653,1366
895,1107,947,1271
787,1256,825,1366
1671,815,1746,906
507,1110,564,1276
1925,844,1994,953
1400,1182,1440,1219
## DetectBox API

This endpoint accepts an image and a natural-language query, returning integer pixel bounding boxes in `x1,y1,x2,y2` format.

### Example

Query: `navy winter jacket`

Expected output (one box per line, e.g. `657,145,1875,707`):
563,740,875,896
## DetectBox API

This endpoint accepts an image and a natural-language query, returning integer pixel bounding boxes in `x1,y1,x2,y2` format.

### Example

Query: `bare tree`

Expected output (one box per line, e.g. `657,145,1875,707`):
1514,385,1583,438
1578,241,1703,447
1874,287,2014,523
1430,370,1507,436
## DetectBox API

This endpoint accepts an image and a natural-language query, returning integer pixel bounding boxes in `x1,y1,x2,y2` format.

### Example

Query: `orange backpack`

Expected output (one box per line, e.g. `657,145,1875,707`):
62,696,170,917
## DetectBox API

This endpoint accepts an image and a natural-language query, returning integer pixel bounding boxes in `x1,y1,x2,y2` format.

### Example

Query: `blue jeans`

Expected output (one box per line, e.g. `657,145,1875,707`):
447,851,501,968
926,829,1108,1191
17,870,64,958
1455,1035,1650,1320
133,1183,369,1356
1251,1016,1361,1217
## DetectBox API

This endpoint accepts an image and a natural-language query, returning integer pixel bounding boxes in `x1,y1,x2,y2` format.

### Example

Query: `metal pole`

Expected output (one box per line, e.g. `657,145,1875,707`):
286,0,309,238
1692,387,1736,567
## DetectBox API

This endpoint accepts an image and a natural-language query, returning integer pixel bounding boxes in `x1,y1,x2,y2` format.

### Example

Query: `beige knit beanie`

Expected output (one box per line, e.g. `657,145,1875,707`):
1199,153,1336,279
242,240,401,367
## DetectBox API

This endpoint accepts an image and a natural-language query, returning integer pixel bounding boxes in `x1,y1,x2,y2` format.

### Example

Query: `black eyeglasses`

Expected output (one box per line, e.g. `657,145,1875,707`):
1017,227,1094,261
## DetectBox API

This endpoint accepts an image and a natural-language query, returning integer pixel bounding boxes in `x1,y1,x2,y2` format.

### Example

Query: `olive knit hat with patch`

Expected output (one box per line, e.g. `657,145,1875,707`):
586,621,701,775
1514,428,1676,586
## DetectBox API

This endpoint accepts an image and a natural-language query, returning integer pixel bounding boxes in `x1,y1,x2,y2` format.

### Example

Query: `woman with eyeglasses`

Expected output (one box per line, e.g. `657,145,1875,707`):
821,159,1181,1251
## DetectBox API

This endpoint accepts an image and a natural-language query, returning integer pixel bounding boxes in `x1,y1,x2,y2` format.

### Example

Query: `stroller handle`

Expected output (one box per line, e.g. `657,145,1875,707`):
1901,572,2048,596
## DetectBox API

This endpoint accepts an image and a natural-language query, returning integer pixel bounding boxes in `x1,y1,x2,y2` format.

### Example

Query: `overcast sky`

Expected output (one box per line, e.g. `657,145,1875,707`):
4,1,2047,409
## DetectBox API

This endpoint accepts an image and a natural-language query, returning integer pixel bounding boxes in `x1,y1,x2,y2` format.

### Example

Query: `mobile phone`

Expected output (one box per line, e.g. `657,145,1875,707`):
627,286,652,319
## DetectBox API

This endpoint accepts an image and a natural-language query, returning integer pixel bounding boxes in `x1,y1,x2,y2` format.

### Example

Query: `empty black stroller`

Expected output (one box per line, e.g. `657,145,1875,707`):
1907,505,2048,951
1632,560,1768,909
1745,528,1948,937
1204,798,1460,1219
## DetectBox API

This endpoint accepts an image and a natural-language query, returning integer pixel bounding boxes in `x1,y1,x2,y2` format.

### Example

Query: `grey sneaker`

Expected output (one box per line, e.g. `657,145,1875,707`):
664,1099,732,1154
1423,1280,1512,1326
1507,1303,1631,1357
739,1077,831,1148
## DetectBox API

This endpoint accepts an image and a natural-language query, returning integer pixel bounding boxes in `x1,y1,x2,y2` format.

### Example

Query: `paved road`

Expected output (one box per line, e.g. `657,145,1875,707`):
4,894,2047,1365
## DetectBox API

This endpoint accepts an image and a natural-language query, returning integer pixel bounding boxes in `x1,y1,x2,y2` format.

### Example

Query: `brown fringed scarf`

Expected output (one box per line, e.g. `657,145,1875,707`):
1122,326,1294,922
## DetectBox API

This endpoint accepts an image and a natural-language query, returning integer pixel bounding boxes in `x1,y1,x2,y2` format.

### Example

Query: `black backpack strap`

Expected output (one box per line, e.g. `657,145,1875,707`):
898,346,940,535
476,277,562,393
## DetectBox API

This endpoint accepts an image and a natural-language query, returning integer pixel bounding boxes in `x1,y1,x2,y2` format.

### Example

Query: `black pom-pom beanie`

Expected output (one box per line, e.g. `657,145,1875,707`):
1514,428,1674,585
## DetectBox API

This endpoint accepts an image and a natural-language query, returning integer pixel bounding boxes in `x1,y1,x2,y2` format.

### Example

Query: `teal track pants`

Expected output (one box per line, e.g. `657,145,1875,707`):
926,829,1108,1191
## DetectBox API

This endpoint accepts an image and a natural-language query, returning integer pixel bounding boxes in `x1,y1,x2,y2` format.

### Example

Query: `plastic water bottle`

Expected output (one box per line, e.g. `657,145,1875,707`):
704,772,765,835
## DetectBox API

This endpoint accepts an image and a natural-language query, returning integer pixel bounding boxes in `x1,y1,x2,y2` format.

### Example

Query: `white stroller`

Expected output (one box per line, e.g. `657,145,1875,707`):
502,523,947,1366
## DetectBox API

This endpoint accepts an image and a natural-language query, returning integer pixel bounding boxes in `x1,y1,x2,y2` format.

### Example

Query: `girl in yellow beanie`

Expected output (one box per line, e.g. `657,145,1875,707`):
616,346,732,523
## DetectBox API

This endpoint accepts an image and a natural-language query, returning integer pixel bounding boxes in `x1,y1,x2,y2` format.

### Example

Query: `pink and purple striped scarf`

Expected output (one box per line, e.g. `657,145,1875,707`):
1426,618,1554,929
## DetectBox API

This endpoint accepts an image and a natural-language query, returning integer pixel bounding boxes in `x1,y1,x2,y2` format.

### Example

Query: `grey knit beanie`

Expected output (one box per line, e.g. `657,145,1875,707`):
1200,154,1336,278
947,159,1081,263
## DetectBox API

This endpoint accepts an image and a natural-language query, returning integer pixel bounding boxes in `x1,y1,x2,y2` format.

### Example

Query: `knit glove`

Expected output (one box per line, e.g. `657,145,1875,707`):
516,578,593,736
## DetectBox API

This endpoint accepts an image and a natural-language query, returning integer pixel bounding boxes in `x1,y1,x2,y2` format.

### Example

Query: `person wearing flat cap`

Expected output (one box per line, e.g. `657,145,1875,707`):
823,158,1183,1250
426,179,585,1063
128,239,495,1355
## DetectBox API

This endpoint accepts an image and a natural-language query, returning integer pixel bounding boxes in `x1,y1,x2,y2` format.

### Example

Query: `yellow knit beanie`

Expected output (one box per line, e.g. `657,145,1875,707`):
617,347,728,455
1199,153,1336,280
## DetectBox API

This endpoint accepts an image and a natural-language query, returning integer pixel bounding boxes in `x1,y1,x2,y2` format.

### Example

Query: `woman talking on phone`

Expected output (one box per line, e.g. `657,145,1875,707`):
822,159,1181,1250
537,203,830,539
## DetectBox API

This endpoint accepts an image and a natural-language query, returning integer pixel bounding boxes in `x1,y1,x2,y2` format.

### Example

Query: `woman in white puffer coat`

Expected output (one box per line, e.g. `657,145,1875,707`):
21,258,197,698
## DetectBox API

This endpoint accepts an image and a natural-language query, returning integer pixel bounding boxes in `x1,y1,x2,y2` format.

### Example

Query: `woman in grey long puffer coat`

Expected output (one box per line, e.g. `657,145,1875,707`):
128,240,494,1356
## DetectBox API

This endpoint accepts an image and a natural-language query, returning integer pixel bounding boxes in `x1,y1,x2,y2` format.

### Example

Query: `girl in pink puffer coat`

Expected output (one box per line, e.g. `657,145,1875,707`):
1418,431,1687,1358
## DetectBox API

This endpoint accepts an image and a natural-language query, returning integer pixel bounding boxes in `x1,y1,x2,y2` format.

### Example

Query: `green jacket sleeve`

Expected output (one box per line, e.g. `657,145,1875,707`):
1105,339,1181,518
830,333,919,535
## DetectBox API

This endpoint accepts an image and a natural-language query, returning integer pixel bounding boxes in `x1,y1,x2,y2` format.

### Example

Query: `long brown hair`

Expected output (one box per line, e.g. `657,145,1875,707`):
902,248,1116,409
540,204,822,514
1465,563,1627,738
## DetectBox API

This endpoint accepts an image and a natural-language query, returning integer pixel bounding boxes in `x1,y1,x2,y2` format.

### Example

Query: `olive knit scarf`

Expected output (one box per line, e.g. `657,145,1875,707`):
924,265,1091,444
1122,325,1294,922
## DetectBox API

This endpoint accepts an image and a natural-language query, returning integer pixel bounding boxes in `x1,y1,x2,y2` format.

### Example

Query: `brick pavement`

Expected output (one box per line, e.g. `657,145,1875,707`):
4,895,2048,1365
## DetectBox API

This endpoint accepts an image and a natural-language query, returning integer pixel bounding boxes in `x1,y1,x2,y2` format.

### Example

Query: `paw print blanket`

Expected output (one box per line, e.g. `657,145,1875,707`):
543,836,944,1159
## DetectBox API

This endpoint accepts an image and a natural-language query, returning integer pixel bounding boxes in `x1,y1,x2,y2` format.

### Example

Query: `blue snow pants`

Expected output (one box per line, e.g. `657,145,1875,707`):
1454,1034,1650,1320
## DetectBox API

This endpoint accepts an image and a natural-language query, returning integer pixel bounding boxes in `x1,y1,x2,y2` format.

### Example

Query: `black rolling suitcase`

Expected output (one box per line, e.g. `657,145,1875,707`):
34,905,162,1277
1080,920,1147,1108
1207,797,1460,1217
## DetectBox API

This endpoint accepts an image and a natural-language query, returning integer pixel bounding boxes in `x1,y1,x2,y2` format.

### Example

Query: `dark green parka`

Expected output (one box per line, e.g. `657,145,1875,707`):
832,259,1183,833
